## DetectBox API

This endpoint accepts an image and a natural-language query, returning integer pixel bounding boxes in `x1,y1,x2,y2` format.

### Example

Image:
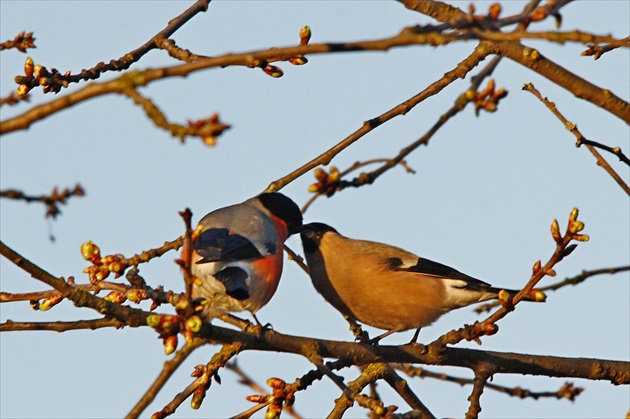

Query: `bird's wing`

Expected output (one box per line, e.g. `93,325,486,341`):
194,228,264,263
214,266,250,300
386,256,493,291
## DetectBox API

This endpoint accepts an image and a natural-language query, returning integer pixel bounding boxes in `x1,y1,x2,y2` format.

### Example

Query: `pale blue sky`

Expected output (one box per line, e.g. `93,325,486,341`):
1,1,628,418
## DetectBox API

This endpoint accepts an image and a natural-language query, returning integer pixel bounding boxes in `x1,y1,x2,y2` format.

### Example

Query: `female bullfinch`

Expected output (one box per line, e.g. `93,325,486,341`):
300,222,540,343
191,192,302,319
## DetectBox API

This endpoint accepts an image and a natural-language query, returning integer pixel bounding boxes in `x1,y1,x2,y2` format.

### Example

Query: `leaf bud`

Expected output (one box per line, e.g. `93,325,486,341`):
532,259,542,275
299,26,311,45
81,241,101,262
24,57,34,77
163,335,178,355
529,288,547,302
550,219,562,243
186,315,203,333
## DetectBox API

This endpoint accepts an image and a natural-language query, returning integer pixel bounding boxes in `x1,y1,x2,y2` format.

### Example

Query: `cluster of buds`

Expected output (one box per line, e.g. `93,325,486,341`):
30,293,64,311
16,57,70,96
289,26,311,66
1,31,36,53
550,208,589,245
147,313,182,355
245,377,295,419
261,25,312,77
189,366,219,410
529,0,563,28
308,166,342,197
176,298,208,344
186,112,231,147
44,184,85,219
497,288,546,311
102,269,150,305
146,299,208,354
465,3,502,24
581,44,613,61
465,79,508,115
81,241,129,283
557,382,584,402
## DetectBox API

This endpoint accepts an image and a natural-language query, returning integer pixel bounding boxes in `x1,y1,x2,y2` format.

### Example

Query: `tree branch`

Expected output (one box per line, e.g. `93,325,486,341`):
265,42,491,192
493,42,629,124
127,338,205,419
523,82,630,195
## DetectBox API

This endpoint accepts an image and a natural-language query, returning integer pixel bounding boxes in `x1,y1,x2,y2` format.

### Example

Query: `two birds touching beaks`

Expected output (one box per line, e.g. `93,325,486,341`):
190,192,543,344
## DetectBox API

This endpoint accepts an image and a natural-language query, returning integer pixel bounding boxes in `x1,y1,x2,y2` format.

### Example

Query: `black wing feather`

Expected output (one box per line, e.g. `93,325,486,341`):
194,228,263,263
387,257,492,290
214,266,250,300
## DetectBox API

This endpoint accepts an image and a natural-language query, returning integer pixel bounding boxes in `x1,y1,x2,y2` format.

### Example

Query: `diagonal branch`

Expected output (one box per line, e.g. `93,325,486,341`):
523,82,630,195
0,240,151,328
465,367,493,419
266,42,491,192
13,0,211,95
127,338,205,419
475,265,630,313
492,41,629,123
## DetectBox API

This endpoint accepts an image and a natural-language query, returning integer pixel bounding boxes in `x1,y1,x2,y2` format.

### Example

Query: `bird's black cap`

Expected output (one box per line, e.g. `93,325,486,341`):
257,192,303,235
300,222,338,252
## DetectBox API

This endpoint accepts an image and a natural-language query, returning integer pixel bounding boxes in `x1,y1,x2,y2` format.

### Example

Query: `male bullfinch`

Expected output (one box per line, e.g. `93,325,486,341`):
300,222,540,343
190,192,302,321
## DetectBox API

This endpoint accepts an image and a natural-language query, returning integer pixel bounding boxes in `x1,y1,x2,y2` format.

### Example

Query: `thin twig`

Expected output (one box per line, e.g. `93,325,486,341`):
301,0,544,210
225,361,303,419
0,317,125,332
265,42,492,192
324,361,388,418
465,367,493,419
127,338,205,419
153,342,242,418
430,208,589,350
0,240,152,328
0,184,85,219
381,364,435,418
12,0,210,95
0,31,36,52
475,265,630,313
396,364,584,401
523,82,630,195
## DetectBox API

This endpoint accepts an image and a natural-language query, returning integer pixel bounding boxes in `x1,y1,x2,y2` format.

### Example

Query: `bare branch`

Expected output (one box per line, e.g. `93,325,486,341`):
396,364,584,401
490,42,629,124
476,265,630,313
1,317,125,332
0,31,36,52
0,240,152,328
0,184,85,219
266,42,491,192
430,208,589,349
465,367,493,419
127,338,205,419
121,88,230,146
12,0,210,96
152,342,242,418
523,83,630,195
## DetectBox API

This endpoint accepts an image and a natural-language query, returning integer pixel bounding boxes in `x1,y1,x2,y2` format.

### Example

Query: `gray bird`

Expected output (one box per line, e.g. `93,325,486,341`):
191,192,302,319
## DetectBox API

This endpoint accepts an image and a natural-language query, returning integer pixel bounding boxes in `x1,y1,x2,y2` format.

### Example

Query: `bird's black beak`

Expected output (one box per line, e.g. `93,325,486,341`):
289,223,305,235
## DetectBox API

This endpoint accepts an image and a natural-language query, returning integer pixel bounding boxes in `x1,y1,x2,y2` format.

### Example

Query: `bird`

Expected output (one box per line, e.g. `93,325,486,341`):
300,222,543,343
190,192,303,323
